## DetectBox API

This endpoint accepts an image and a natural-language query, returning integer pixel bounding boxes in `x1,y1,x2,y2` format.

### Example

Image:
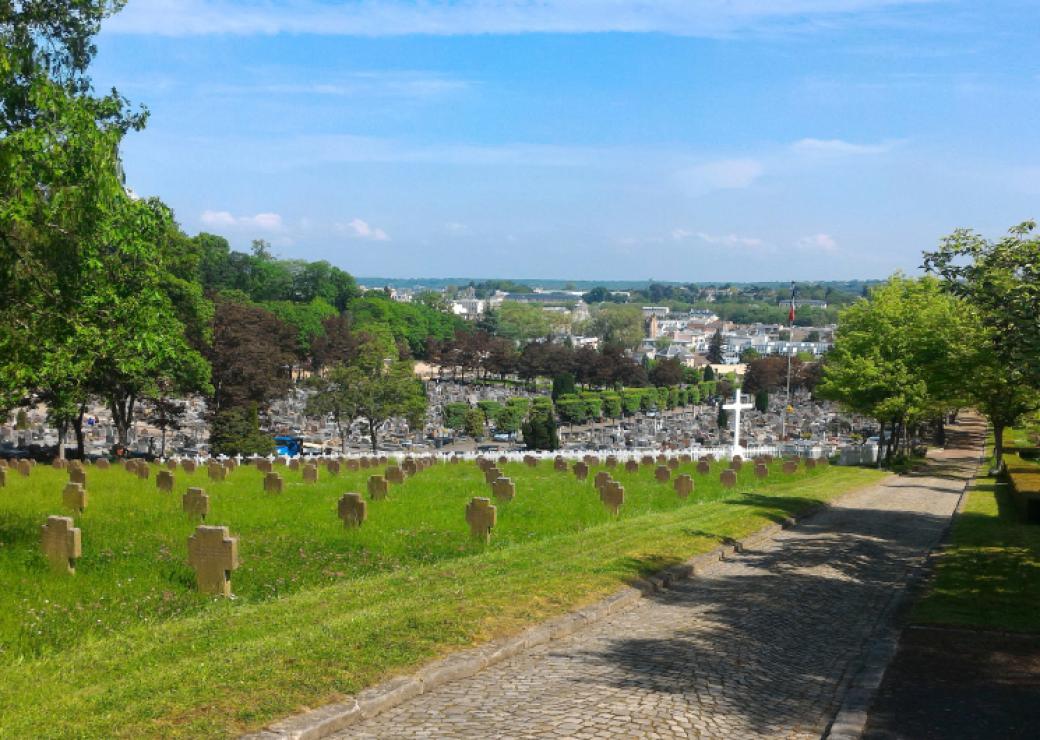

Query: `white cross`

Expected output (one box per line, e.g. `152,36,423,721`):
723,388,754,456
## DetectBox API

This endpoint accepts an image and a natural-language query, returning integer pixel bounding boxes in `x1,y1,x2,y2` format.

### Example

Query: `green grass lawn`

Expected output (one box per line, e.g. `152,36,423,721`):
0,457,883,738
914,427,1040,632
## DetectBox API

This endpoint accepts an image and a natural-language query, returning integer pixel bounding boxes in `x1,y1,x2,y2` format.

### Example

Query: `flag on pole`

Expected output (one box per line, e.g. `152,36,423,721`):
788,283,796,324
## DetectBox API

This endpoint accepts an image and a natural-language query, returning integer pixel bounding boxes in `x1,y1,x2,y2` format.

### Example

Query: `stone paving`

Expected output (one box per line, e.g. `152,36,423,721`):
336,422,984,739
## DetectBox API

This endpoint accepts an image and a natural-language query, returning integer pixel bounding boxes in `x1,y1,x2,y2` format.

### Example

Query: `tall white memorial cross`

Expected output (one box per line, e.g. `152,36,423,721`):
723,388,754,456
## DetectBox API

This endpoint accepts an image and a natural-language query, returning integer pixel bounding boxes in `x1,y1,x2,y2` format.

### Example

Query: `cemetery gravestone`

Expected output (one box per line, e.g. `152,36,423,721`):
465,497,497,543
640,455,654,466
667,459,679,470
819,457,830,468
0,467,5,488
289,459,300,472
449,456,460,465
554,458,568,472
337,493,367,528
696,460,711,475
62,482,88,512
402,459,418,477
156,470,174,492
18,460,31,477
680,454,692,463
136,464,150,481
600,481,624,516
347,459,360,471
720,469,737,489
208,464,226,482
303,465,319,484
326,460,341,475
69,468,86,486
655,466,670,483
804,458,817,470
187,525,239,597
181,459,196,474
484,466,502,485
783,460,798,474
368,475,388,500
729,458,743,472
625,460,639,473
264,472,283,494
492,477,515,503
755,463,769,479
52,458,66,470
41,515,81,574
524,455,538,468
183,487,210,520
95,458,110,470
497,456,508,466
166,459,177,470
605,455,618,468
573,461,589,481
656,454,667,464
256,459,272,474
674,475,693,499
594,471,611,490
385,466,405,484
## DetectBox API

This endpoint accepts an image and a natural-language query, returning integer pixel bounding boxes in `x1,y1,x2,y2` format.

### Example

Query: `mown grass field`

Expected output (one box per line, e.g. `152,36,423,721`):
0,456,884,738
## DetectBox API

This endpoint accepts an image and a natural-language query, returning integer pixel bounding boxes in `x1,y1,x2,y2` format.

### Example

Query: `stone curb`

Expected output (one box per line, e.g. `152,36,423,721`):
824,432,985,740
243,496,838,739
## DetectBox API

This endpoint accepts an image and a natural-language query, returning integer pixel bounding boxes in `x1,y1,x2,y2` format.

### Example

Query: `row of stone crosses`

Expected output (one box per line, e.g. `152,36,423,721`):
5,450,829,598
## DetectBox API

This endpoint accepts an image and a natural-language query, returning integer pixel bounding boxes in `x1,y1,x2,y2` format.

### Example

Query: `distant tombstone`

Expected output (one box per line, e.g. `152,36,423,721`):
40,515,81,574
804,458,817,470
367,475,388,500
782,460,798,474
524,455,538,468
680,454,692,463
696,460,711,475
585,455,600,466
183,487,210,520
573,461,589,481
483,466,502,485
497,455,508,466
68,467,86,486
625,460,639,473
720,469,737,489
337,493,367,528
654,466,670,483
326,459,341,475
166,459,177,471
818,457,830,468
754,463,769,479
181,459,196,474
465,497,497,543
223,458,236,471
187,525,239,597
156,470,174,493
449,456,460,465
594,471,611,490
52,458,66,469
402,458,418,477
302,465,319,484
554,457,568,472
0,467,5,487
95,458,110,470
346,459,360,471
18,459,31,477
732,454,743,464
136,463,150,481
62,482,88,512
729,458,743,472
208,464,226,482
385,466,405,484
674,475,693,499
605,455,618,468
378,456,388,465
491,477,515,502
255,459,272,474
600,481,624,516
667,458,679,470
703,454,716,463
264,472,283,494
289,459,300,472
640,455,654,466
656,454,667,464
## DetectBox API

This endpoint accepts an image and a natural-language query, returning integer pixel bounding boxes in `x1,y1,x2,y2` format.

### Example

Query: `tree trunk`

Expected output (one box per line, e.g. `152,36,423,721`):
935,415,946,447
368,417,379,452
992,421,1006,474
73,405,86,460
57,422,67,460
160,425,167,458
110,392,137,447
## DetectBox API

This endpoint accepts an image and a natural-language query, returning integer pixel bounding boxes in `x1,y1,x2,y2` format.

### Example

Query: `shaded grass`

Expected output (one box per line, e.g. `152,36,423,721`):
0,459,883,738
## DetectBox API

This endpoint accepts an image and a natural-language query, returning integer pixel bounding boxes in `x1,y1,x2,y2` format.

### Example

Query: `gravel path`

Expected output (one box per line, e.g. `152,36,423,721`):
336,421,984,739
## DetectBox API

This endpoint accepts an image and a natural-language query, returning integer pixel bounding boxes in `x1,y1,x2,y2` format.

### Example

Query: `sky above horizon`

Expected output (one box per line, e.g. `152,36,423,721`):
92,1,1040,282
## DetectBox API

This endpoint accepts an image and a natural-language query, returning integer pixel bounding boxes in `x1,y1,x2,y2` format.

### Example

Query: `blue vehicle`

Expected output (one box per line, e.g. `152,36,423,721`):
274,435,302,457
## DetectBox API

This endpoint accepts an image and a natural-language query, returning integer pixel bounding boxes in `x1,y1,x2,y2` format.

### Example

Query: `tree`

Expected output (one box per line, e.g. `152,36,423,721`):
442,402,470,433
717,406,729,430
498,301,552,344
144,396,186,458
707,330,724,364
209,404,273,457
552,372,576,400
588,304,644,350
649,357,683,387
493,404,524,434
310,314,359,372
739,348,760,363
522,409,559,451
463,407,485,439
703,365,715,381
754,389,769,413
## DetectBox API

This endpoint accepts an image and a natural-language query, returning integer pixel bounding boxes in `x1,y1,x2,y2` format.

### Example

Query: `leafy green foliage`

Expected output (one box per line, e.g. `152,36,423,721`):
209,404,274,457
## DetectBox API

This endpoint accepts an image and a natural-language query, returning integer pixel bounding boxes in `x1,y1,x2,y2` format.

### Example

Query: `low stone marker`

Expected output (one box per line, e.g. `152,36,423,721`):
303,464,319,484
554,457,568,472
41,515,81,574
674,475,693,499
136,463,150,480
264,472,283,494
63,482,88,512
484,466,502,485
600,481,624,516
594,471,611,490
255,459,272,474
326,459,341,475
0,467,5,487
755,463,769,479
52,458,66,469
818,457,830,468
729,458,743,472
804,458,817,470
696,460,711,475
703,454,716,463
183,487,210,520
208,464,226,482
584,455,600,466
187,525,239,597
656,454,667,464
166,459,177,470
625,460,639,473
466,497,496,543
524,455,538,468
640,455,654,466
289,458,300,472
492,477,515,502
181,459,196,474
338,493,367,528
368,475,388,500
667,459,680,470
18,459,31,477
69,467,86,486
655,466,670,483
95,458,110,469
573,461,589,480
402,458,418,477
680,454,692,463
605,455,618,468
720,469,737,488
732,455,743,464
783,460,798,474
497,455,508,466
156,470,174,492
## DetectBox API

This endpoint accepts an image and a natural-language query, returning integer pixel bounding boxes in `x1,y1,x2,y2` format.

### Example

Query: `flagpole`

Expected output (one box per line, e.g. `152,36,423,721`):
782,282,795,441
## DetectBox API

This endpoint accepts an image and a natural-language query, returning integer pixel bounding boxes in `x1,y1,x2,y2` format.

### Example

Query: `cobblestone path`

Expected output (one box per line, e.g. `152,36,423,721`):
338,420,984,739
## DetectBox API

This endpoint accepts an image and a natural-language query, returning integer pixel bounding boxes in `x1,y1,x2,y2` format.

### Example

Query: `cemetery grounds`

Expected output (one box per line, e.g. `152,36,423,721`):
0,457,883,737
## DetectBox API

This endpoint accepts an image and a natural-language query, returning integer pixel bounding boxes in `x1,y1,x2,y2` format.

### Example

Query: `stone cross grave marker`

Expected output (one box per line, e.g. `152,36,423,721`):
166,459,177,470
136,463,150,480
256,459,272,474
573,461,588,480
625,460,639,473
368,475,388,500
554,457,568,472
723,388,754,456
755,463,769,479
181,459,196,474
783,460,798,474
674,475,693,499
264,472,283,494
655,466,670,483
338,492,367,528
0,467,5,488
347,459,360,471
729,458,743,472
492,477,515,502
483,466,502,485
402,458,417,477
52,458,66,469
449,456,460,465
183,487,210,520
18,459,31,476
69,467,86,486
41,515,81,574
696,460,711,475
289,458,300,471
187,525,239,597
594,471,611,490
95,458,110,469
156,470,174,492
640,455,654,466
303,464,319,484
680,454,692,463
62,482,88,512
804,458,816,470
385,465,405,484
497,455,508,466
720,469,737,489
667,458,679,470
600,481,624,516
606,455,618,468
466,497,496,543
656,454,667,464
208,464,226,482
524,455,538,468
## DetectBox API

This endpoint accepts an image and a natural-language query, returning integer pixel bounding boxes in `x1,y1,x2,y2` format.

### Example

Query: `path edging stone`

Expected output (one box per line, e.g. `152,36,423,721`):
243,496,845,739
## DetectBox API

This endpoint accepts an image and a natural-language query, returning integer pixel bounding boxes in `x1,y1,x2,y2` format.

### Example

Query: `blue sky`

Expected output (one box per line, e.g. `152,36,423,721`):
92,1,1040,281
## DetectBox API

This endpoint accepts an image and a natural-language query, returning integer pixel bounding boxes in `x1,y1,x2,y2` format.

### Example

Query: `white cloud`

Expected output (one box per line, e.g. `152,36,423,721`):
673,230,768,249
796,233,839,252
790,138,898,156
444,222,470,235
338,218,390,241
106,0,936,38
208,71,472,100
677,158,764,195
200,210,284,231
